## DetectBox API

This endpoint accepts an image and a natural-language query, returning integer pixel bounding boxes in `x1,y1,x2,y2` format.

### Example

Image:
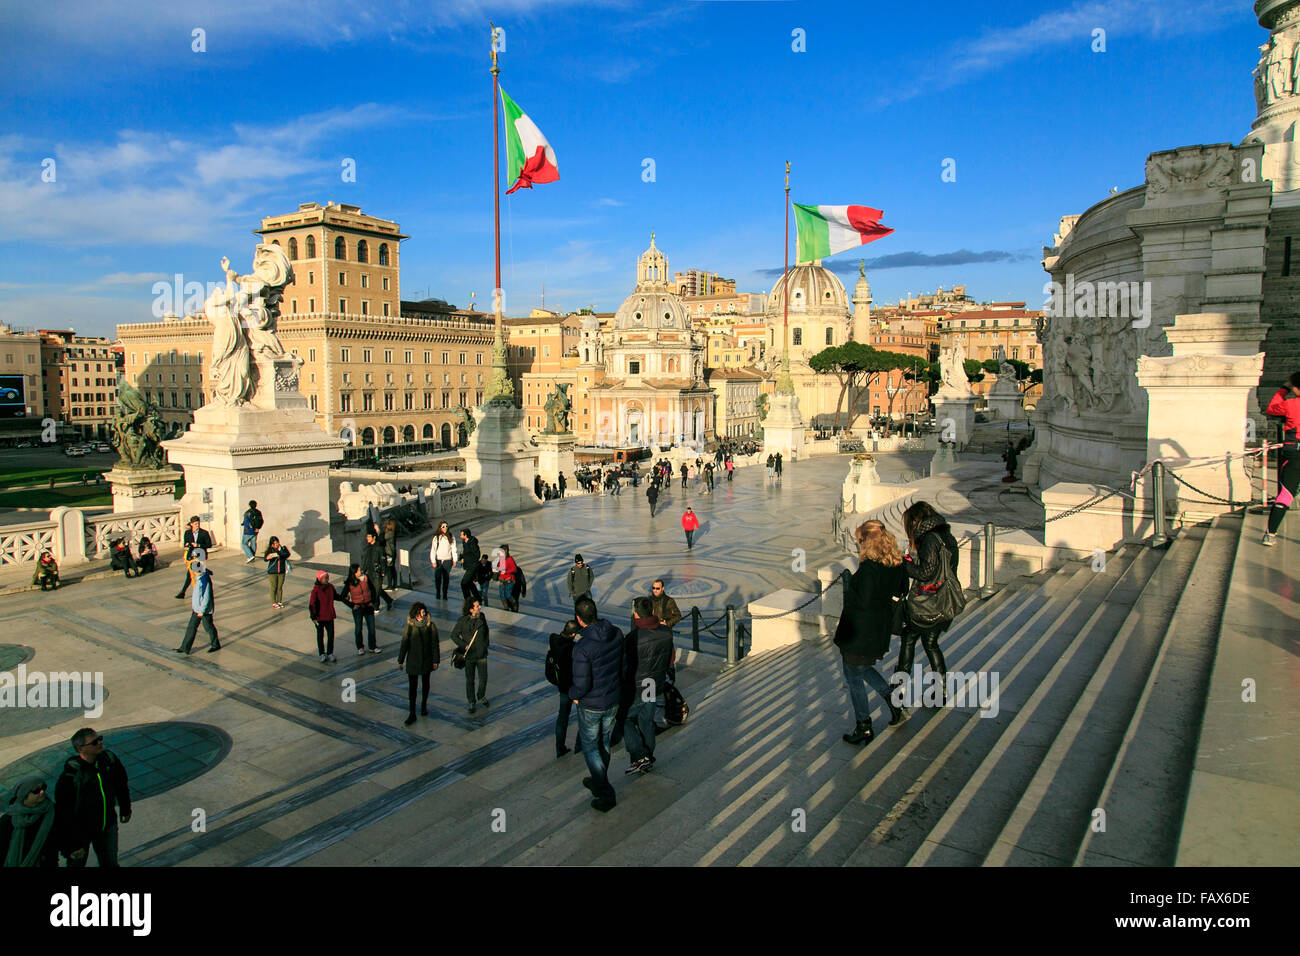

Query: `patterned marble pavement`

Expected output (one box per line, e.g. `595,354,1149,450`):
0,452,927,866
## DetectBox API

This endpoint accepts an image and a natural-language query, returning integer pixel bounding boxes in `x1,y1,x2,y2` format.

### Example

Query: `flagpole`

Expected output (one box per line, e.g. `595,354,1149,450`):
486,22,513,405
777,161,794,396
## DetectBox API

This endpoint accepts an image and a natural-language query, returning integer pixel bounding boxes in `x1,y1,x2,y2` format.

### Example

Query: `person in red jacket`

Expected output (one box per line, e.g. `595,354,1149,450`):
681,506,701,550
1264,372,1300,546
309,570,343,662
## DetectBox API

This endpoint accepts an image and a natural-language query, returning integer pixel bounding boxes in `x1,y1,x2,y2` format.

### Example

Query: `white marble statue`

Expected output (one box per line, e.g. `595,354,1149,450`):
940,340,970,394
205,243,294,406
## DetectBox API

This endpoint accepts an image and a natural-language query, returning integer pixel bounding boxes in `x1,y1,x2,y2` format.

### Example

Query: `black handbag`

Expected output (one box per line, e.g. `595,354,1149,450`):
452,622,479,669
906,542,966,630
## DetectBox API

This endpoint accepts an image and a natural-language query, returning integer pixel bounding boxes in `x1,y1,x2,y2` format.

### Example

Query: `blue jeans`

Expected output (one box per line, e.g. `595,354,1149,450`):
499,581,513,606
842,660,892,723
623,697,660,763
353,607,376,650
241,533,257,559
555,692,580,755
576,703,620,803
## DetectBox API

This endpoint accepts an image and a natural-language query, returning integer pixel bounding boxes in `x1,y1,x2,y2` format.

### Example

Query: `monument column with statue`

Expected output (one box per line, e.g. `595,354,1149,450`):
163,245,346,558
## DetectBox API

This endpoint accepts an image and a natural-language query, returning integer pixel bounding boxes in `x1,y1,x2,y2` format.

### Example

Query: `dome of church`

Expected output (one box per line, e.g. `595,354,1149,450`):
581,313,601,331
765,260,850,318
612,233,692,331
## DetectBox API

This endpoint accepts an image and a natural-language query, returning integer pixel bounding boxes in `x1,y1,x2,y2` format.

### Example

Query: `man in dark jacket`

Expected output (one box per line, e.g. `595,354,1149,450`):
550,619,581,757
174,515,213,599
649,580,683,728
54,728,131,867
569,597,626,812
450,597,490,713
624,597,674,774
357,529,394,611
646,482,659,517
459,528,482,602
240,500,263,563
566,554,595,604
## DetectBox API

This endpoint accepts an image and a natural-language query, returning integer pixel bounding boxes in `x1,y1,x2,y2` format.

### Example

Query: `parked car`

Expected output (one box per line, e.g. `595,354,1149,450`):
431,478,459,490
64,446,85,457
94,442,111,453
15,440,33,448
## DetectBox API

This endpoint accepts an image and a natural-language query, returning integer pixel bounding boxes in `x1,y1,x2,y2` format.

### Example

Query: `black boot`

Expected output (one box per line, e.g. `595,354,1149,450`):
888,701,909,726
842,720,874,745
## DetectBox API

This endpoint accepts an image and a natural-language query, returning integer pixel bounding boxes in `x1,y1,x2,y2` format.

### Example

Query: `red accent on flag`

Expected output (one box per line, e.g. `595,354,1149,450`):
845,205,894,243
506,145,560,194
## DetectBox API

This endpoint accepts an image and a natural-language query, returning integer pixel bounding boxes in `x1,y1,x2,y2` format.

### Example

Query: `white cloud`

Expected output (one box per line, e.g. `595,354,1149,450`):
597,197,625,207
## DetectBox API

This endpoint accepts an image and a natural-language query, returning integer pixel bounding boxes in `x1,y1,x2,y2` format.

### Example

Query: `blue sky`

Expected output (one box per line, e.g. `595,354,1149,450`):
0,0,1264,338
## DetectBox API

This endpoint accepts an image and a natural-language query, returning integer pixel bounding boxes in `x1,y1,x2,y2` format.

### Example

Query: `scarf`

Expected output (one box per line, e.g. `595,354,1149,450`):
4,776,55,867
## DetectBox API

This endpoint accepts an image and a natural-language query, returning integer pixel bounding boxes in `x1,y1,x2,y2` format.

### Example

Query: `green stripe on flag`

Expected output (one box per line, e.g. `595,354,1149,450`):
500,87,527,189
793,203,830,263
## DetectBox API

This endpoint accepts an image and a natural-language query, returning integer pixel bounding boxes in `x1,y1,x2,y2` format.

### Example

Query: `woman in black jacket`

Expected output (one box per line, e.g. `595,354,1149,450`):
835,520,908,745
549,619,581,757
899,501,961,702
1,777,58,867
397,602,439,726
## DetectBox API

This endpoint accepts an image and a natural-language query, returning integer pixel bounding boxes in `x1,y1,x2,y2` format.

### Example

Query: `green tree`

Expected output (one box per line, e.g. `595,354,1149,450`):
811,342,917,432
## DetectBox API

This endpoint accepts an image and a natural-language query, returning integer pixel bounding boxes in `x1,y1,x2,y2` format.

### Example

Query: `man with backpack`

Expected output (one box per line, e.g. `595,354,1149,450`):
547,619,581,758
241,500,264,563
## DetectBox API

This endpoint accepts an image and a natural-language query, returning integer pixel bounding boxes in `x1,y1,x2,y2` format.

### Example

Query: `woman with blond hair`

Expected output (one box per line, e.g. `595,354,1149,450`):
834,520,908,745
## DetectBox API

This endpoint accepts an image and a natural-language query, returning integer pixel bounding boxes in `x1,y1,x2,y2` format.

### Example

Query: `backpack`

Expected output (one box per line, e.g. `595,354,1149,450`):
664,682,689,725
906,538,967,630
544,649,560,687
251,510,264,531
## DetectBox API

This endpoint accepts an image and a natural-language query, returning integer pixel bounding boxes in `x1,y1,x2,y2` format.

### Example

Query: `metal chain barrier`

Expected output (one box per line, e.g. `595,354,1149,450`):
1166,470,1254,507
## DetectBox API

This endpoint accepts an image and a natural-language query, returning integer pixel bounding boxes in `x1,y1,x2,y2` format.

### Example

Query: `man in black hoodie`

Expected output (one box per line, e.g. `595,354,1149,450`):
458,528,482,602
54,728,131,867
569,597,627,812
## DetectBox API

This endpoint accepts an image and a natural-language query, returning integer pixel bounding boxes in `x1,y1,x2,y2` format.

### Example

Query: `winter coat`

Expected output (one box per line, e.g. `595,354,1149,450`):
834,558,907,665
569,618,626,710
460,534,481,569
567,564,595,598
309,583,341,622
630,617,674,690
903,515,961,587
649,593,683,630
398,619,440,675
53,751,131,855
430,534,458,564
358,542,386,582
347,576,376,612
498,556,517,583
265,545,290,575
450,613,489,662
681,511,700,531
548,632,577,691
1267,386,1300,438
511,565,528,601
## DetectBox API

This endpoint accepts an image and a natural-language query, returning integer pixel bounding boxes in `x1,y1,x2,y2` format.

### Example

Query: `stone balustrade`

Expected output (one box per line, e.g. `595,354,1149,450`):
0,502,182,566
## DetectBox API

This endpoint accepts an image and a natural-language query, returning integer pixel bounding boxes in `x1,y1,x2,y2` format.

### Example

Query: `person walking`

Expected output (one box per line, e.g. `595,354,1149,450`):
1263,372,1300,546
558,472,567,498
775,452,783,480
496,544,518,612
31,551,59,590
135,536,157,574
54,728,131,868
397,602,439,725
549,619,582,757
345,563,381,655
309,570,342,662
450,597,490,713
1,777,58,867
357,528,394,612
836,520,909,745
646,481,660,517
264,536,291,609
382,517,400,591
624,597,674,775
176,561,220,654
569,597,626,812
240,500,263,563
567,553,595,605
898,501,960,702
726,455,734,482
649,579,683,728
766,453,774,478
680,461,688,491
430,521,458,601
681,506,700,550
458,528,482,602
1001,440,1019,482
174,516,212,600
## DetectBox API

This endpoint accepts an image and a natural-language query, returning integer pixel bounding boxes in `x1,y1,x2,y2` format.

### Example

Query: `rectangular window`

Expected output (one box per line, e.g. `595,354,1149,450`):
423,351,431,364
362,349,372,363
384,350,393,364
309,298,315,312
404,393,413,410
442,392,450,409
340,393,352,412
629,360,641,374
459,352,467,365
361,274,369,288
363,393,374,412
459,391,467,407
476,352,484,364
291,299,298,313
309,271,314,284
309,349,316,362
384,393,394,411
309,394,318,411
404,350,413,364
339,298,347,312
341,347,351,362
184,392,192,408
338,272,346,285
382,302,389,316
382,276,390,291
442,351,449,364
423,392,432,409
475,391,483,405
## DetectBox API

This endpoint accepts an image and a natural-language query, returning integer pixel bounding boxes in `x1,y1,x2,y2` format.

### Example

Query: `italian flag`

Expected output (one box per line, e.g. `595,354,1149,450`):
793,203,893,263
501,87,559,195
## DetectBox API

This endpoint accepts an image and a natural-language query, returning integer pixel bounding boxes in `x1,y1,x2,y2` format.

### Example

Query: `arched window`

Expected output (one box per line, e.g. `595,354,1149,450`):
361,427,376,446
288,237,298,260
306,235,316,258
793,328,803,346
378,243,390,266
271,239,280,247
357,240,369,263
382,425,396,444
441,422,452,447
335,236,346,260
422,423,434,439
402,424,415,442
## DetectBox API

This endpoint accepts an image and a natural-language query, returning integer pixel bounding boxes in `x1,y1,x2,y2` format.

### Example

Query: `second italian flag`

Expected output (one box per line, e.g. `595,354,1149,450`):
793,203,893,262
501,87,559,194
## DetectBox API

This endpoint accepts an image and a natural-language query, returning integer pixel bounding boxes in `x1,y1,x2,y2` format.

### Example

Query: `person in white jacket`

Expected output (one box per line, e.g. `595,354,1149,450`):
429,521,459,601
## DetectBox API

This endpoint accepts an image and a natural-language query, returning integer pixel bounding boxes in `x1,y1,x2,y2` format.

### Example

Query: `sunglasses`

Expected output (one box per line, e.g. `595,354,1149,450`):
86,736,104,747
31,785,47,795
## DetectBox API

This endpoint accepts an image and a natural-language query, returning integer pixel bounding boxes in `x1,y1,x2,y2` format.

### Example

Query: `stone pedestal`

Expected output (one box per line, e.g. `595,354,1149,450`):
462,400,540,514
1137,311,1270,521
162,357,346,559
106,466,182,513
986,377,1025,421
930,442,957,475
841,454,881,511
535,432,575,489
763,392,806,461
933,394,976,446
